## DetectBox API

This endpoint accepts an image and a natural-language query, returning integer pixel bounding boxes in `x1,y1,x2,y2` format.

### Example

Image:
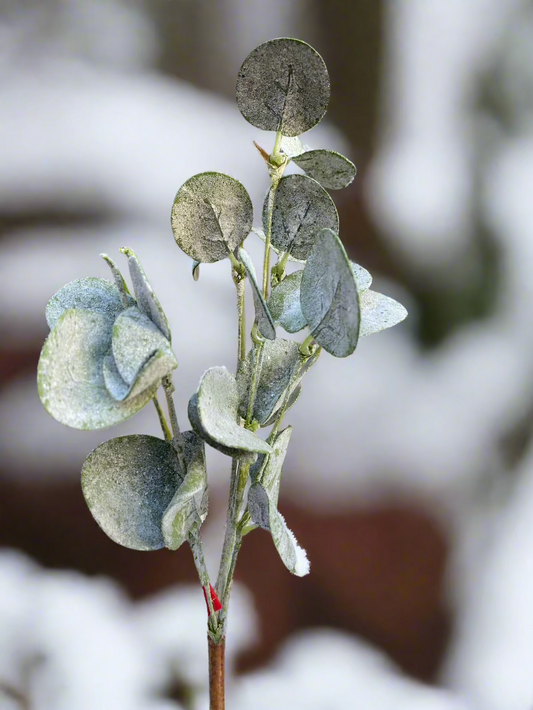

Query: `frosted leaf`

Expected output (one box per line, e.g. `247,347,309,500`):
171,172,253,264
300,228,360,357
280,135,309,158
45,277,132,330
252,227,305,264
263,385,301,427
161,431,208,551
293,149,357,190
264,174,339,261
235,38,330,137
103,348,178,403
37,309,157,430
190,367,272,456
268,270,306,333
360,289,408,337
81,435,182,551
100,253,131,305
248,483,310,576
238,248,276,340
238,339,301,425
250,426,292,504
111,307,176,390
192,260,201,281
123,248,171,341
352,262,372,292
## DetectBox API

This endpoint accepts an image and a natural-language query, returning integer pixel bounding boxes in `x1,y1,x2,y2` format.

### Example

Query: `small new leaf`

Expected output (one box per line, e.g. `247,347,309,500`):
236,38,330,137
238,248,276,340
300,228,360,357
161,431,208,551
81,435,182,551
293,149,357,190
264,174,339,261
122,248,171,341
360,289,408,337
268,270,306,333
171,172,253,264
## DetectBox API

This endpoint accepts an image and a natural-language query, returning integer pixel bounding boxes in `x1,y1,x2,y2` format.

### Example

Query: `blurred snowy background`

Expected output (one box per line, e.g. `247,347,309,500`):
1,0,533,708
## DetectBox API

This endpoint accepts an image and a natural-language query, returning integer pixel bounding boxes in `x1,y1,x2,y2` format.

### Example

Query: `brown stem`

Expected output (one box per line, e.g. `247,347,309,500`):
208,636,225,710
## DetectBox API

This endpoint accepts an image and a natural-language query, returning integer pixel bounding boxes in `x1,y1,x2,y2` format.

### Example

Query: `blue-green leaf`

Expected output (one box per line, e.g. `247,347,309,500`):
45,278,131,331
238,248,276,340
293,149,356,190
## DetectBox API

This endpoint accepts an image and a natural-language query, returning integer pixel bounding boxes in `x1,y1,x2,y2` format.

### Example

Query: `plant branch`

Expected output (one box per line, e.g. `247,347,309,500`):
189,529,218,636
153,396,172,441
233,268,246,367
208,636,225,710
162,375,186,474
261,129,286,300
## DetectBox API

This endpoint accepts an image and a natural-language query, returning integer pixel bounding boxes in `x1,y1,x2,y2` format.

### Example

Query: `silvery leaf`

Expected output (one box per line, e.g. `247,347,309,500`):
38,309,157,430
238,248,276,340
100,253,131,305
171,172,253,264
238,339,301,425
111,307,177,392
122,248,171,341
262,385,301,427
280,135,309,158
103,348,178,403
264,174,339,261
192,260,201,281
191,367,272,456
81,434,182,551
161,431,208,551
300,228,360,357
250,426,292,504
268,270,306,333
235,38,330,137
248,483,310,576
293,149,357,190
252,227,305,264
360,289,408,337
352,262,372,292
45,277,132,330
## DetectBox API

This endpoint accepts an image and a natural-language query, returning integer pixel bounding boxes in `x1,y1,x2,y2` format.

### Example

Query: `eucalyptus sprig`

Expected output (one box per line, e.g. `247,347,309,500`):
37,37,407,709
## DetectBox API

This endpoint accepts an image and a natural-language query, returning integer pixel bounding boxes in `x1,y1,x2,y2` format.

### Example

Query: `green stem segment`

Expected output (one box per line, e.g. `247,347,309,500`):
234,270,246,367
153,396,172,441
162,375,186,475
189,529,218,635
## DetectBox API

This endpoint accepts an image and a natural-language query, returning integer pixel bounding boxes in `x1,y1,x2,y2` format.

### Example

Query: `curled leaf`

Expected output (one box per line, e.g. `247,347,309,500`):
121,248,171,341
300,228,360,357
162,431,208,551
268,270,306,333
238,248,276,340
45,278,131,331
171,172,253,264
238,339,301,426
81,435,182,551
293,149,356,190
250,426,292,503
100,254,131,306
360,290,408,337
264,174,339,261
236,38,330,137
38,309,157,430
248,483,310,576
262,385,302,427
189,367,272,456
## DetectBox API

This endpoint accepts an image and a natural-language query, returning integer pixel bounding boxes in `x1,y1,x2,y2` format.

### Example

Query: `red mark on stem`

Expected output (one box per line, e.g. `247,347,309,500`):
203,584,222,615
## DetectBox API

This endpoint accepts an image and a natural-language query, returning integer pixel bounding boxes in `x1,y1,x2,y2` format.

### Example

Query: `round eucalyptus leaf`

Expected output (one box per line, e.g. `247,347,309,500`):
111,307,176,387
238,248,276,340
238,340,301,425
100,254,131,306
248,483,309,576
171,172,253,264
123,249,171,341
268,270,306,333
264,174,339,261
300,229,360,358
360,289,408,337
192,367,272,456
38,309,157,429
45,278,131,331
250,426,292,504
236,38,330,137
352,262,372,292
81,435,182,551
161,431,208,551
293,149,357,190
